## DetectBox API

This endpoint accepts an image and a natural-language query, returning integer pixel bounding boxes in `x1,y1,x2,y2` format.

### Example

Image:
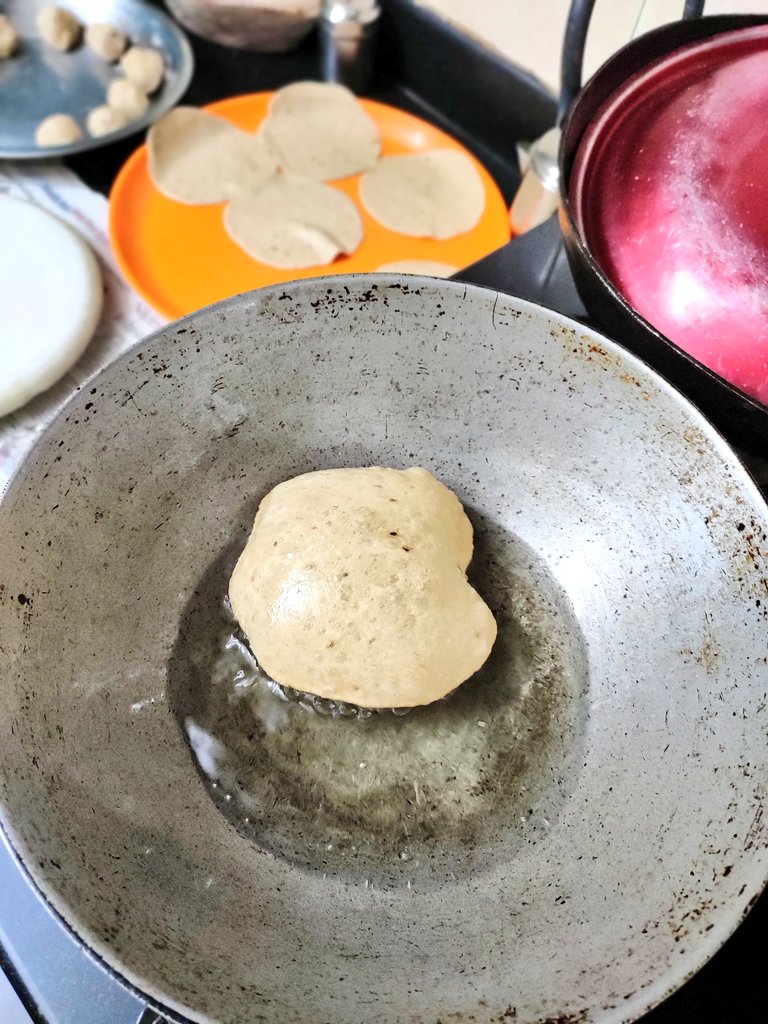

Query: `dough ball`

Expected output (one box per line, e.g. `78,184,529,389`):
37,5,82,51
223,173,363,269
85,22,128,62
120,45,165,94
35,113,82,148
86,104,129,138
376,260,459,278
107,78,149,119
0,14,19,59
360,151,486,239
262,80,380,180
148,106,279,205
228,467,497,709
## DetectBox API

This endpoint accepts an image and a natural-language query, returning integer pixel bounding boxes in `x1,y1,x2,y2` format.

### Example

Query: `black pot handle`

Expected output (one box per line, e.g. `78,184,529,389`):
557,0,706,124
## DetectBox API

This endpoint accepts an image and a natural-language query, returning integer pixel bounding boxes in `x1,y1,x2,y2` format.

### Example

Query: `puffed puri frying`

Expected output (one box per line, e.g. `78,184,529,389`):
228,467,498,710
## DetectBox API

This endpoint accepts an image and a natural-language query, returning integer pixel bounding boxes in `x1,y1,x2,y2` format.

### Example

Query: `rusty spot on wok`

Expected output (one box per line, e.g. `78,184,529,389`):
743,793,765,852
682,425,709,454
452,1009,519,1023
669,898,715,943
536,1012,588,1024
430,1007,588,1024
678,638,720,675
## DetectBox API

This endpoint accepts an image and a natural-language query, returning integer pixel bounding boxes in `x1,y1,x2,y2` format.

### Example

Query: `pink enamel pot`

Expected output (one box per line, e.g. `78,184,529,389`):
560,14,768,457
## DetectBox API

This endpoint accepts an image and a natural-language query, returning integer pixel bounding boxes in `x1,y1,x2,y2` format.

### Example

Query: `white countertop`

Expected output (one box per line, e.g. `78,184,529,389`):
420,0,768,94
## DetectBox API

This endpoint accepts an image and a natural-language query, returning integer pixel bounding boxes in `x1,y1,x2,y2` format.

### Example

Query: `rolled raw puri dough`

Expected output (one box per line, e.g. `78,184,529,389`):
224,172,363,268
261,80,380,180
147,107,279,205
0,196,102,417
37,5,82,51
360,150,486,239
228,467,497,708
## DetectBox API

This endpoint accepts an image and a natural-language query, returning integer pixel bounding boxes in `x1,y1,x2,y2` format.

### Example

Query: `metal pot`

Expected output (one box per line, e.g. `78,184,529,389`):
559,14,768,458
1,277,767,1023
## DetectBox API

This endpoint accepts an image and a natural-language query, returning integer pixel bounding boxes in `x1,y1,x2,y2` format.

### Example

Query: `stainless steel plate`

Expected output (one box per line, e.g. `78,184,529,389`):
0,0,193,159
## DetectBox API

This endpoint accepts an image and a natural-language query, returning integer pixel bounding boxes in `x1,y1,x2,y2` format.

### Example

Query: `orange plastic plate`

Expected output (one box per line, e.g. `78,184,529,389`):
109,93,511,320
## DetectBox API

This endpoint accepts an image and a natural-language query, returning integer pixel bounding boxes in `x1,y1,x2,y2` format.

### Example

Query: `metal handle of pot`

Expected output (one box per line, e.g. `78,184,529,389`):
558,0,706,125
510,0,707,235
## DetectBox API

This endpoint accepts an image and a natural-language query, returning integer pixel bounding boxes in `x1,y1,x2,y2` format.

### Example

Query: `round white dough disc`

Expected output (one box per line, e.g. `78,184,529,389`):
360,150,486,239
0,196,102,417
